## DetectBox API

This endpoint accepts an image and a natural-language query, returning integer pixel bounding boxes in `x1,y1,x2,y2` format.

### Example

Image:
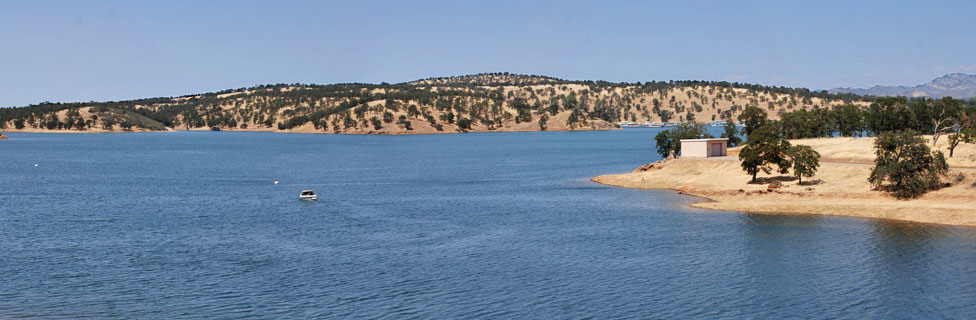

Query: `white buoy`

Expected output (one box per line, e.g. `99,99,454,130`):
34,163,38,167
274,180,279,185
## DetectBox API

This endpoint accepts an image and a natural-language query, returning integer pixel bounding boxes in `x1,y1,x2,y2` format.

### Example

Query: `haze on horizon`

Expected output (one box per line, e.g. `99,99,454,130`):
1,0,974,107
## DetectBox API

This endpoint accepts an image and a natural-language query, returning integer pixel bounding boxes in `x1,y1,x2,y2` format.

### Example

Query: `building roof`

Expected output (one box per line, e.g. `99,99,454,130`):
679,138,729,142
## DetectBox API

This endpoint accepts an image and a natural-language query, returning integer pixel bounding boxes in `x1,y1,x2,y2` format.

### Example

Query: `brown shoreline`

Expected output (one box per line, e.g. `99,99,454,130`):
593,176,952,228
592,157,976,227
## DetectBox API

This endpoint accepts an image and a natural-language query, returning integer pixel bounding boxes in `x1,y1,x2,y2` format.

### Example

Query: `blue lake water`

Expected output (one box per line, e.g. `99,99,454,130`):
2,129,976,319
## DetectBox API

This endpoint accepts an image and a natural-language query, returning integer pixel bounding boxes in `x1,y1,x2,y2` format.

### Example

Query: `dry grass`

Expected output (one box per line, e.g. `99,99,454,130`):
595,136,976,227
728,135,976,168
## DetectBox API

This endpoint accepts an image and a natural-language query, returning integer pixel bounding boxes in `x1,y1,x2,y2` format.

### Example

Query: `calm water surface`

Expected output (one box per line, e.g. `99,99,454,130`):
1,129,975,319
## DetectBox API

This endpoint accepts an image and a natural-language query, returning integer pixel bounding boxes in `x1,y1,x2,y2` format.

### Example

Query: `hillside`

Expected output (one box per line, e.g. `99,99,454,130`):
830,73,976,99
1,73,868,134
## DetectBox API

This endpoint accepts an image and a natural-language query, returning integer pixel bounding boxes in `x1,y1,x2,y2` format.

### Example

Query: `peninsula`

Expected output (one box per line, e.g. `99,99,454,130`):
593,136,976,227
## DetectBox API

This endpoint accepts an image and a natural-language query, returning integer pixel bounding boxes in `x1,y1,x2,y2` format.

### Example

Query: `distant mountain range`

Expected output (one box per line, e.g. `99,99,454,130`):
829,73,976,99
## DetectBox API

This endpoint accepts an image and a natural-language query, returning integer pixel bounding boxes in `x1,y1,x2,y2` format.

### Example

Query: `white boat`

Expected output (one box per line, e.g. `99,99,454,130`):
300,190,317,201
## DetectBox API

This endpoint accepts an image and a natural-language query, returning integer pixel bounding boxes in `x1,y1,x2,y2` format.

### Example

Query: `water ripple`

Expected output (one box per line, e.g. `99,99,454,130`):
2,131,976,318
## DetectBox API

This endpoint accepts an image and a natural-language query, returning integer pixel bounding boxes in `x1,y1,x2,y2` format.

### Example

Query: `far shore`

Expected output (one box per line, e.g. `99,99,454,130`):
0,126,617,135
593,136,976,227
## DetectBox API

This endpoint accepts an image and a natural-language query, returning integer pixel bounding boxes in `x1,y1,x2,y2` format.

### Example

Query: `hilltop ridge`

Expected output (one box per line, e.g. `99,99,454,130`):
830,73,976,99
406,72,566,86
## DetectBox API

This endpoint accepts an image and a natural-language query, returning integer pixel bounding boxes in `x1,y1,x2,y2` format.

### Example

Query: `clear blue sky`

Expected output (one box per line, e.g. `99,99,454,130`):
2,0,974,107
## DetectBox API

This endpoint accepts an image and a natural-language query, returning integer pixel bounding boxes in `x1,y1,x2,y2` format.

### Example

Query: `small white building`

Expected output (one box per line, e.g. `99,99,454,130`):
679,138,728,158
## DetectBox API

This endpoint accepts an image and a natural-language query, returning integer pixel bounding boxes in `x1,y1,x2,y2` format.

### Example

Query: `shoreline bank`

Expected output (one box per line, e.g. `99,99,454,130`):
592,158,976,227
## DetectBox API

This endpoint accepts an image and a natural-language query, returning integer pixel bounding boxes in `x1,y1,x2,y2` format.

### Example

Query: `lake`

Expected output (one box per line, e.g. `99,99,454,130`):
2,129,975,318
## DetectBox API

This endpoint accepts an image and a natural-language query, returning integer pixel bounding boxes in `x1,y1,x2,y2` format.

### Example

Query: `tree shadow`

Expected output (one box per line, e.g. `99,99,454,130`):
748,176,797,184
798,179,824,186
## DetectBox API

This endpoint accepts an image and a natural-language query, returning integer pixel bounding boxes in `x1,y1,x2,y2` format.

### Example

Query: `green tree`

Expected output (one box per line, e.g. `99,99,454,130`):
658,110,673,122
779,108,832,139
737,106,768,136
562,93,578,110
370,116,382,130
831,104,864,137
546,100,560,115
653,123,713,158
654,131,675,159
868,130,948,199
720,120,741,147
947,127,975,158
739,124,792,182
786,145,820,184
865,97,923,134
438,112,455,124
511,98,533,123
566,109,586,129
947,112,976,157
395,115,412,130
907,99,933,132
538,114,548,131
456,117,472,131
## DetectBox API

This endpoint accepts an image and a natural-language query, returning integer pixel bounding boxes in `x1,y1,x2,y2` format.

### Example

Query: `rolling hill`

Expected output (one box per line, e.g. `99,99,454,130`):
1,73,869,134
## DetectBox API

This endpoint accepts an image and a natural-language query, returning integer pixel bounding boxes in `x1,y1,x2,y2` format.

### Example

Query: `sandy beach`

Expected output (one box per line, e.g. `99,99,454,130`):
593,137,976,227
